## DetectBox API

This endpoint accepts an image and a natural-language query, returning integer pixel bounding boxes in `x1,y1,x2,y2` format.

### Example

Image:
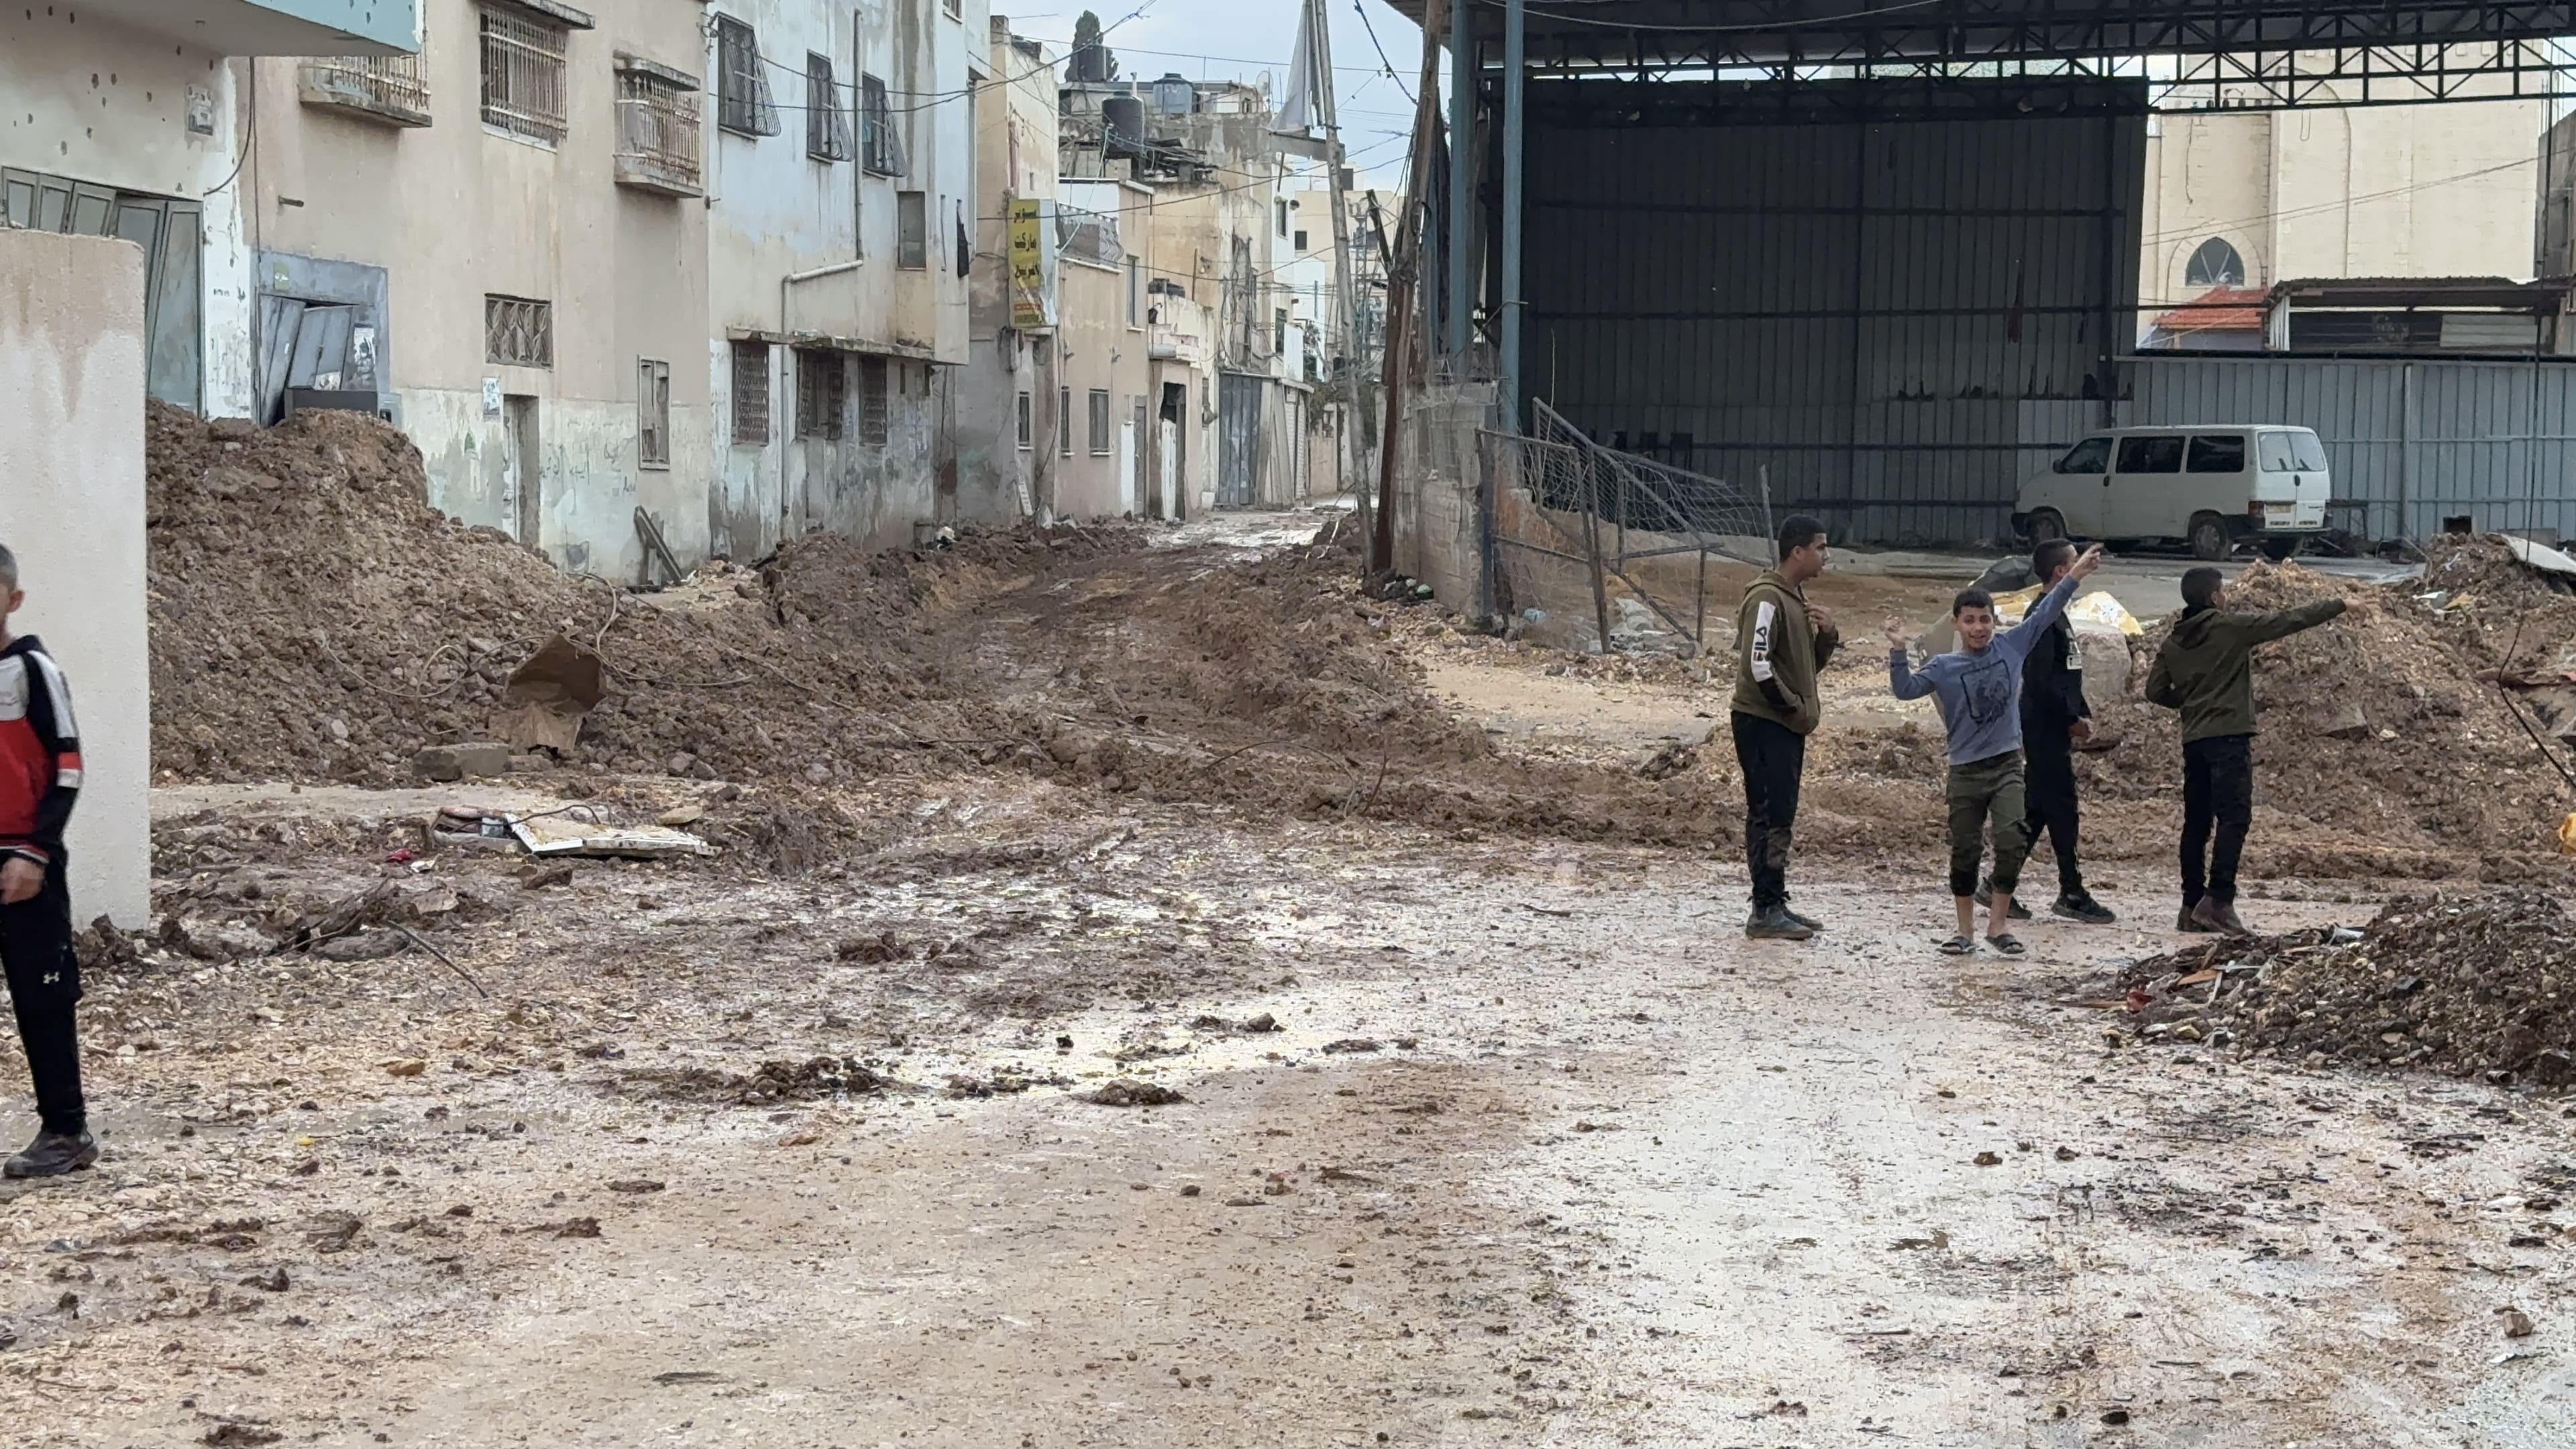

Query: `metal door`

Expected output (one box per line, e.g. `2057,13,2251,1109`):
506,396,542,549
1216,373,1262,508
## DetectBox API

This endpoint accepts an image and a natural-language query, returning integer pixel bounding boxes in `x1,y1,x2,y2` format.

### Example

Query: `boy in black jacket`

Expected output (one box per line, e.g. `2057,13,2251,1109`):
2019,540,2114,923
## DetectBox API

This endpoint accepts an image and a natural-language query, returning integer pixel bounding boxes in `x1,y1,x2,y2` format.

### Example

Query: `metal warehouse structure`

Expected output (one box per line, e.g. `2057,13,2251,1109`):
1387,0,2576,543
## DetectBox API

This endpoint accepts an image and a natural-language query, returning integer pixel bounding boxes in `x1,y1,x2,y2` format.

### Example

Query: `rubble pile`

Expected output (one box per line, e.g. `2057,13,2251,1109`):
145,405,1063,785
2085,557,2576,871
2122,889,2576,1083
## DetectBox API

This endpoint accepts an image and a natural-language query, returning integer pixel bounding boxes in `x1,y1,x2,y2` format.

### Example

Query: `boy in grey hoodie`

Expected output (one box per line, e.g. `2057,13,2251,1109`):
1886,543,2104,955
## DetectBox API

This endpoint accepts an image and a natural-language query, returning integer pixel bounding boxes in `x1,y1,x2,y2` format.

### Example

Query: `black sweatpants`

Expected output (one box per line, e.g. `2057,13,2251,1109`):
1,856,85,1137
2022,738,2084,896
2180,734,2255,910
1730,712,1805,910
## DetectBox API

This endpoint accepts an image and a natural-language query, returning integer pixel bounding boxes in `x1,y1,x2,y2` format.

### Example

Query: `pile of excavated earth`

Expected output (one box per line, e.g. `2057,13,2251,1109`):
142,407,1749,854
2081,544,2576,877
2120,888,2576,1086
143,405,2576,880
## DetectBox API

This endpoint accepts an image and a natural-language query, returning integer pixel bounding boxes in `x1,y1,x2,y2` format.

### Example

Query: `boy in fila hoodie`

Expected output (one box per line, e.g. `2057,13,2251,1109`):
0,541,94,1179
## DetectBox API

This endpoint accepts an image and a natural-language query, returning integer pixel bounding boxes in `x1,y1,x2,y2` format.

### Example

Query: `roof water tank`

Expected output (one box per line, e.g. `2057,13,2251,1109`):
1152,73,1194,115
1102,94,1146,151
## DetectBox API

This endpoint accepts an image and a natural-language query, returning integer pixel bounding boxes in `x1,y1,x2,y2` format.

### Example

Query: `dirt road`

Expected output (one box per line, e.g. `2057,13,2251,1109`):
8,498,2571,1446
5,780,2567,1447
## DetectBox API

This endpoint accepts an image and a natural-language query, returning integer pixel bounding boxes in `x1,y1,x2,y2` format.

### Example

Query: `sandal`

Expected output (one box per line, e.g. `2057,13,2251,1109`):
1985,933,2027,957
1938,934,1976,956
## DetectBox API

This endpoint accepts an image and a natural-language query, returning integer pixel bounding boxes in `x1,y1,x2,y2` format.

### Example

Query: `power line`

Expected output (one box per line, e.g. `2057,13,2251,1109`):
2141,154,2535,248
1352,0,1419,105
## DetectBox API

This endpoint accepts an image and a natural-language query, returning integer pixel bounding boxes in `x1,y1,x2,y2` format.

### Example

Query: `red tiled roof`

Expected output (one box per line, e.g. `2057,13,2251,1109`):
2151,286,2269,335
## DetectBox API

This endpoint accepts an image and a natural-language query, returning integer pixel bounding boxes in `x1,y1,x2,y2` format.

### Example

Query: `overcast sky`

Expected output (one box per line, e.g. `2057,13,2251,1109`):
997,0,1430,188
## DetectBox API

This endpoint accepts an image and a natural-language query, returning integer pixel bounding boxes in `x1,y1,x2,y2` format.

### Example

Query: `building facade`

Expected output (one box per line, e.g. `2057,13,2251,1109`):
2140,84,2544,341
247,0,714,580
704,0,983,559
1,1,421,418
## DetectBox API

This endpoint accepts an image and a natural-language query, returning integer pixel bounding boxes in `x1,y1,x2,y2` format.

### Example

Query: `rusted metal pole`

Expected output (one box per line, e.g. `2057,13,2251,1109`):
1374,0,1448,578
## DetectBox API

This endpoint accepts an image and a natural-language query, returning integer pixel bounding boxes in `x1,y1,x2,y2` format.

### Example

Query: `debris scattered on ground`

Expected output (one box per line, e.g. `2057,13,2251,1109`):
1078,1080,1187,1108
2120,889,2576,1081
621,1057,889,1106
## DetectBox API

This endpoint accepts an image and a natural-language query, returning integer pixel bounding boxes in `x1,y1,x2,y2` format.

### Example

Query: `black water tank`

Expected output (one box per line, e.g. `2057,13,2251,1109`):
1102,94,1145,152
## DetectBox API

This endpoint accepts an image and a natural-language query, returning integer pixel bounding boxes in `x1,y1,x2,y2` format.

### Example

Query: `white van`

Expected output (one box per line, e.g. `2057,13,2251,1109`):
2012,425,2333,560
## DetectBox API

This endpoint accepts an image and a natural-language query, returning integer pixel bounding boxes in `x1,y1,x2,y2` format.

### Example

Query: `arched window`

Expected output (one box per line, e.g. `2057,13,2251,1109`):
2186,237,2246,288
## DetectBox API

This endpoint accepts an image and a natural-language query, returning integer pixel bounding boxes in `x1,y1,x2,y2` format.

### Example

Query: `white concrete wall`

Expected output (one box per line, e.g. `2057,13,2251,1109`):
0,7,258,418
0,232,152,926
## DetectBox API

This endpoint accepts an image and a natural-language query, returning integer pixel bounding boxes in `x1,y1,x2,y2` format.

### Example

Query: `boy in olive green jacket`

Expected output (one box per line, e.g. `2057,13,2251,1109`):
2145,566,2347,936
1729,515,1839,940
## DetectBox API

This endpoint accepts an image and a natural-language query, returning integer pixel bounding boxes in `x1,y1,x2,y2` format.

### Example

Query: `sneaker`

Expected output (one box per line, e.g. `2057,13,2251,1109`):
2176,906,2216,934
2051,889,2117,925
1783,906,1823,932
3,1130,99,1179
1980,879,2033,920
1743,905,1815,941
2190,896,2251,936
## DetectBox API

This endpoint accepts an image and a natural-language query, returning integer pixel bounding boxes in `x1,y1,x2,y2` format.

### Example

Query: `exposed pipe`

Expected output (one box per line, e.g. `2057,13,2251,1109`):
1499,0,1524,428
778,259,867,535
1446,0,1472,360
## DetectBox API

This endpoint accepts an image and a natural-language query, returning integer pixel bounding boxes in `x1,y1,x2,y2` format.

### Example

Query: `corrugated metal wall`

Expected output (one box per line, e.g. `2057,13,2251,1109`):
2114,356,2576,543
1523,80,2145,545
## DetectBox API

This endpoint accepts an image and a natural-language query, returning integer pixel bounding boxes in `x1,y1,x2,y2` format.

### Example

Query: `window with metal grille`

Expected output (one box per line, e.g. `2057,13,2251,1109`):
896,191,928,270
637,358,671,467
1087,388,1112,455
859,357,890,445
1126,256,1142,327
714,15,780,136
614,65,703,195
484,294,553,367
731,340,771,445
943,0,962,17
1059,386,1072,457
861,74,904,176
480,6,569,144
806,52,851,161
1016,390,1032,450
796,350,845,439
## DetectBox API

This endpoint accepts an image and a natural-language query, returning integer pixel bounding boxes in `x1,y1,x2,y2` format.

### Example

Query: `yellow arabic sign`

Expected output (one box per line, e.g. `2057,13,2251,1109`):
1008,198,1055,329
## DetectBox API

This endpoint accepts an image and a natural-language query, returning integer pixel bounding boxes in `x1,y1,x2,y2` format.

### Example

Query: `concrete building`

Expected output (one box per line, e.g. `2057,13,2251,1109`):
1,1,421,417
0,231,152,926
2139,85,2545,340
1061,74,1313,511
1052,176,1153,518
244,0,714,581
959,21,1057,524
706,0,984,559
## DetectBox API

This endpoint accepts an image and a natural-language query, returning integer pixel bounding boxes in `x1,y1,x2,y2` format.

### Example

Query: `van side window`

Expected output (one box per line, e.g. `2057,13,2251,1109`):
2188,435,2247,473
2116,435,2185,474
2257,432,2295,472
2290,432,2328,471
2055,437,2111,474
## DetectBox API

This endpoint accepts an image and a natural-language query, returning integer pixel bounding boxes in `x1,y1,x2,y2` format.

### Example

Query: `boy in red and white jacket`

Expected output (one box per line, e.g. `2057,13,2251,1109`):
0,542,93,1178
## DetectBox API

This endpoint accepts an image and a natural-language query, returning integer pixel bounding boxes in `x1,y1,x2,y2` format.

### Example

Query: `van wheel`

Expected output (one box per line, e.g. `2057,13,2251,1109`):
2189,513,2231,561
2026,509,2067,545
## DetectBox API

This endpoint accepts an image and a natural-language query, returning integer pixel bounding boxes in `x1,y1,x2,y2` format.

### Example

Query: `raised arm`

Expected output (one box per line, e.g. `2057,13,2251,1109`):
1885,614,1937,701
2236,597,2349,645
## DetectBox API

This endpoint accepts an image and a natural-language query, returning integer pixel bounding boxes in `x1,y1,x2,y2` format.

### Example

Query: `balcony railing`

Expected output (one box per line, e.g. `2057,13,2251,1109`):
1056,205,1123,268
615,70,703,197
299,54,432,127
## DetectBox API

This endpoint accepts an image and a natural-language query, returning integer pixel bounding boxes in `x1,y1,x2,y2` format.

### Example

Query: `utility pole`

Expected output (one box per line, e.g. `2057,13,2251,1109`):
1373,0,1447,576
1310,0,1368,509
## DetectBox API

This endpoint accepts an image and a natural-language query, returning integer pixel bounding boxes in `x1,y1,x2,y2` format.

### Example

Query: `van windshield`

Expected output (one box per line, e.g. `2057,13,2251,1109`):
2289,431,2328,471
